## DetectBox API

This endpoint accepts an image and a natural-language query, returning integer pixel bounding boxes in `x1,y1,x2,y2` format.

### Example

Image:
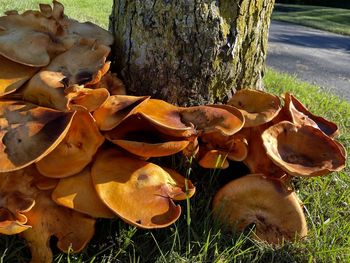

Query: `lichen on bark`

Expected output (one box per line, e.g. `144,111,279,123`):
110,0,275,106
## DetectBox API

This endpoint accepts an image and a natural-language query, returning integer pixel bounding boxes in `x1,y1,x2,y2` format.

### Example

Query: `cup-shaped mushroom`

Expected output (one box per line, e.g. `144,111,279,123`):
93,95,150,131
21,39,111,110
36,110,104,178
284,93,339,137
161,168,196,200
262,121,346,177
212,174,308,244
180,105,243,136
226,137,249,162
22,191,95,263
240,126,286,178
91,149,194,229
0,55,39,97
198,149,229,169
228,89,281,128
0,100,75,172
52,168,115,218
105,116,190,158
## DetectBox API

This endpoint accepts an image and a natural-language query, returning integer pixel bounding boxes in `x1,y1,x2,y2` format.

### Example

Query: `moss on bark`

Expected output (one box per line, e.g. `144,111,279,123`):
110,0,275,106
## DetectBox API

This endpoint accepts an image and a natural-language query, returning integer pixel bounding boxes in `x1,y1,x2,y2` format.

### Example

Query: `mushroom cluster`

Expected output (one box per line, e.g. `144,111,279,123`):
0,1,347,262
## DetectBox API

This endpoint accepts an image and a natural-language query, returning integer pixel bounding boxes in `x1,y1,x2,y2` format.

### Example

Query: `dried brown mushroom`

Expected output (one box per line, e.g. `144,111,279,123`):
36,110,104,178
0,100,75,172
91,149,194,229
262,121,346,177
228,89,281,128
212,174,308,244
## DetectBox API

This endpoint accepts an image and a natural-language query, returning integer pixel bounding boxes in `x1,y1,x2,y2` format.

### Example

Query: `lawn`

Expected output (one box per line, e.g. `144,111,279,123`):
0,1,350,262
272,3,350,36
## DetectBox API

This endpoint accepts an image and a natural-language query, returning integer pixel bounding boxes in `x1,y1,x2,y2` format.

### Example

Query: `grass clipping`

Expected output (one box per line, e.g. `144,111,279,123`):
0,1,347,262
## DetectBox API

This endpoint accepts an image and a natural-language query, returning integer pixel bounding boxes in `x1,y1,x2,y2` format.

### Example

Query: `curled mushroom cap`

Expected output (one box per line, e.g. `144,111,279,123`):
22,191,95,263
212,174,308,244
0,11,65,66
284,93,339,137
105,116,190,158
0,55,39,97
93,95,150,131
21,39,110,110
91,149,194,229
52,168,115,218
228,89,281,128
262,121,346,177
0,100,75,172
36,110,104,178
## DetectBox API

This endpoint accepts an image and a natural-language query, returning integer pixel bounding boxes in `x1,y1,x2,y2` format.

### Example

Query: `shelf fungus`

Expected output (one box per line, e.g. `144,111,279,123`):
91,149,195,229
212,174,308,244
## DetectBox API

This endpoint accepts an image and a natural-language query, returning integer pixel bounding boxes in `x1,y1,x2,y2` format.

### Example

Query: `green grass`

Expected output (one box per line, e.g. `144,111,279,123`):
1,1,350,262
272,3,350,36
0,0,111,28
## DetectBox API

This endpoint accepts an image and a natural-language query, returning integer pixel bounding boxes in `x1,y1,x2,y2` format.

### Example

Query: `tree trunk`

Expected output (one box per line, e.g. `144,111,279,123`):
110,0,275,106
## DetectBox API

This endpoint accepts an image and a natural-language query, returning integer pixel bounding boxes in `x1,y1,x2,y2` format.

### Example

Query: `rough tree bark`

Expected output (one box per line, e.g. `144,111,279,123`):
110,0,275,106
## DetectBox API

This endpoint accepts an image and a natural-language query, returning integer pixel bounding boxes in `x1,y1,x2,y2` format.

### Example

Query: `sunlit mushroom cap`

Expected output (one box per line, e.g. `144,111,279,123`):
105,116,190,158
36,110,104,178
135,99,195,137
52,168,115,218
0,55,39,97
0,11,65,66
0,100,75,172
180,105,243,136
284,93,339,137
93,95,150,131
91,149,194,229
22,191,95,263
262,121,346,177
228,89,281,128
212,174,308,244
87,72,126,96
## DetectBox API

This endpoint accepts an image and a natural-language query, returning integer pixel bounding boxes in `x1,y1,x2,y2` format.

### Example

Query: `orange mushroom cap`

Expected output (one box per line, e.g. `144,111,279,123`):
105,116,190,158
36,110,104,178
228,89,281,128
93,95,150,131
52,167,115,218
262,121,346,177
87,72,126,96
22,191,95,263
180,105,243,136
198,149,229,169
284,93,339,137
212,174,308,244
91,149,194,229
0,100,75,172
0,55,39,97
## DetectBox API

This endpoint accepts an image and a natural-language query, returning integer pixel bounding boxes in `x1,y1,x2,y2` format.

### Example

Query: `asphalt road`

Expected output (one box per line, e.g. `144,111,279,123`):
266,20,350,101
